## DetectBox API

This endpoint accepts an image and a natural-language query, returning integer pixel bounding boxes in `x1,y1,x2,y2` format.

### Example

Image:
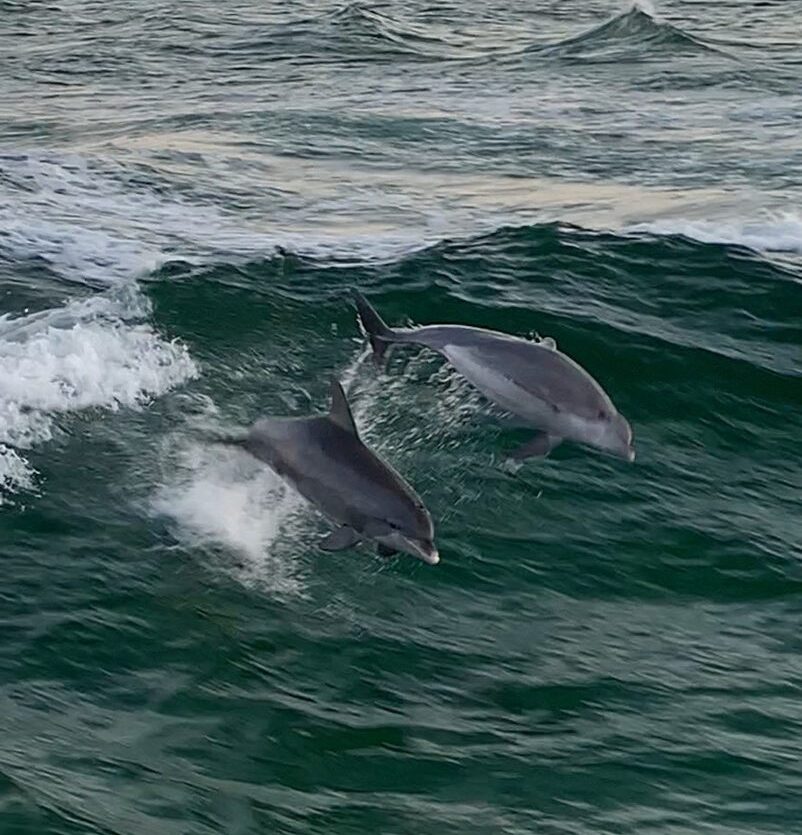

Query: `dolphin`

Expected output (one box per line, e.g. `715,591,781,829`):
353,290,634,462
225,379,439,564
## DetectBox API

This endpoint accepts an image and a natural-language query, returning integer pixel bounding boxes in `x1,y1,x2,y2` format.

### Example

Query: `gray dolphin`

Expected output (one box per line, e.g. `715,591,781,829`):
353,291,634,462
226,379,439,564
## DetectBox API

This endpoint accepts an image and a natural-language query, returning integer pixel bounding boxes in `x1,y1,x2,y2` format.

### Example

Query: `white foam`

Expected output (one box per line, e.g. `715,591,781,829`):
628,211,802,254
0,151,428,282
151,440,308,597
10,149,775,277
0,288,197,498
0,151,307,285
0,446,35,505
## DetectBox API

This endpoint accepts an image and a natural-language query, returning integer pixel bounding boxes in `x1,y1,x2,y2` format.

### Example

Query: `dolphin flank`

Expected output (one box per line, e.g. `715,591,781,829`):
222,379,439,564
353,290,634,462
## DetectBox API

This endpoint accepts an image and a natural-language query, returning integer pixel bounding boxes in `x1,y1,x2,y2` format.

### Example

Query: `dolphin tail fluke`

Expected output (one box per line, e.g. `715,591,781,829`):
352,289,397,368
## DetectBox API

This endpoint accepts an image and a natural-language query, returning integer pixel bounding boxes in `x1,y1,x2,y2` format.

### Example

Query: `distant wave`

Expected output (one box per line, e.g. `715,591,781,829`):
324,4,462,54
316,3,732,66
231,3,476,63
215,3,736,66
525,5,727,63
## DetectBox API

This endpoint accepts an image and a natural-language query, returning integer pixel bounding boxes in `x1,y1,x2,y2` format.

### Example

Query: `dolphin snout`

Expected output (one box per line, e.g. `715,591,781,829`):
409,539,440,565
423,549,440,565
610,413,635,463
380,532,440,565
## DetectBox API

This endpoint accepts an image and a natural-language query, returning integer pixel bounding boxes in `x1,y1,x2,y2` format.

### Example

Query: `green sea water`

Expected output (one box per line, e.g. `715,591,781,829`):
1,1,802,833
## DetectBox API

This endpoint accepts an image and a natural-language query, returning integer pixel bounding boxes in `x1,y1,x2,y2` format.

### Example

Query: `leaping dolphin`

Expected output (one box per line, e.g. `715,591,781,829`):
226,379,439,564
353,290,634,462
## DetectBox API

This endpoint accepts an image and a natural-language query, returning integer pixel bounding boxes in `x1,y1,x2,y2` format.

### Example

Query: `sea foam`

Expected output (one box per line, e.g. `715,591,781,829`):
0,289,197,500
151,437,309,597
628,212,802,254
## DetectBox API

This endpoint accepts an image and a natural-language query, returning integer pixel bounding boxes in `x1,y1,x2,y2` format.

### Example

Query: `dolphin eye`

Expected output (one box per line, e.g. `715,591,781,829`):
598,409,607,419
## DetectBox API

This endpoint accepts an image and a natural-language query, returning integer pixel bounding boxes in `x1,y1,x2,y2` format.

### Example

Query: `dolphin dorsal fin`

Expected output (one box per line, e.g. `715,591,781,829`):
328,379,359,436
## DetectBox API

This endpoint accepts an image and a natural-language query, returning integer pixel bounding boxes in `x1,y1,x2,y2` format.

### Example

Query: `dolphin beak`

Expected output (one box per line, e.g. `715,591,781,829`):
627,448,636,462
423,549,440,565
408,539,439,565
378,533,440,565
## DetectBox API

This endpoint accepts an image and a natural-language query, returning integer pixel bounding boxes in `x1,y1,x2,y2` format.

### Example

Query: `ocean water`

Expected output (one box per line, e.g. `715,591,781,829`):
1,1,802,832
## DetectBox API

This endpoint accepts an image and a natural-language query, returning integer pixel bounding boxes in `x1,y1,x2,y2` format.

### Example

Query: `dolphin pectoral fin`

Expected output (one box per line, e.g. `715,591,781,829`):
510,432,562,460
377,544,397,558
319,525,361,552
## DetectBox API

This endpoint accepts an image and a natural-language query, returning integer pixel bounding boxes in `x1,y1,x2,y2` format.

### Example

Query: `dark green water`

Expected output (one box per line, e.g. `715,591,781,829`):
2,1,802,832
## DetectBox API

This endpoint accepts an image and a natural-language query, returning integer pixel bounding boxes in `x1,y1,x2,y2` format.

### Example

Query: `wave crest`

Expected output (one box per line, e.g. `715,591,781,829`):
627,212,802,255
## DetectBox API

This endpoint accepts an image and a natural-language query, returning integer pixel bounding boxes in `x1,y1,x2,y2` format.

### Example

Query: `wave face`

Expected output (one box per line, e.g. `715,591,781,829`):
2,1,802,834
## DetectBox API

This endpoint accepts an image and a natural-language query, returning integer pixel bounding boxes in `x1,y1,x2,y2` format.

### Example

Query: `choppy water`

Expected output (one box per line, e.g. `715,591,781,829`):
2,1,802,832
